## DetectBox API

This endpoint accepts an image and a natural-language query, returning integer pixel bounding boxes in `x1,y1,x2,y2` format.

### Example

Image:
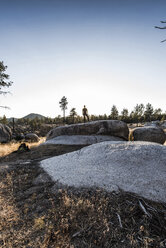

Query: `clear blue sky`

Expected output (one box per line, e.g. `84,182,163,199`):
0,0,166,118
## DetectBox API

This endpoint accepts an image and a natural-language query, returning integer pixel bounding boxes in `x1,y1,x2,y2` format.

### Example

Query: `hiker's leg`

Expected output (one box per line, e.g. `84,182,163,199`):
86,114,89,121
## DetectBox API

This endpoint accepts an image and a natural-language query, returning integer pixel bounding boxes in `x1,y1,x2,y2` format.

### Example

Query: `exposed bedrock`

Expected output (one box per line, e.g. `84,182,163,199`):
46,120,129,141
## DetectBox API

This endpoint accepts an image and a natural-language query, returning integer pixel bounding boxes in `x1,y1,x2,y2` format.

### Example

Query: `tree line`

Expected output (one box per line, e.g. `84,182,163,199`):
1,100,165,128
57,96,165,124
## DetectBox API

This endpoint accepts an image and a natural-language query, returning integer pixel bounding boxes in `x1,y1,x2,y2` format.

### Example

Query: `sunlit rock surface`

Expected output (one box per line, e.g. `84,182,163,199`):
43,135,125,145
41,141,166,203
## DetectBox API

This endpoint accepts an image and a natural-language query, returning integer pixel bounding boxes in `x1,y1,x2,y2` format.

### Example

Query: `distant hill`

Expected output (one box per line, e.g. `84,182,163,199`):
22,113,46,120
7,113,46,122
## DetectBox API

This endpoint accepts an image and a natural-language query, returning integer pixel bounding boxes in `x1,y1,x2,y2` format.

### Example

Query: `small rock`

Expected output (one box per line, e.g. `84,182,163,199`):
25,133,39,142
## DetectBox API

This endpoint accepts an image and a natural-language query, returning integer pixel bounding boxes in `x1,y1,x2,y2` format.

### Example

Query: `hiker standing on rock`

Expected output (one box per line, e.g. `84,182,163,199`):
82,105,89,123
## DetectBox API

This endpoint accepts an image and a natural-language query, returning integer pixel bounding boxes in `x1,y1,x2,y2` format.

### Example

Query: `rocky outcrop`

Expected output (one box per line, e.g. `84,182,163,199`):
0,124,12,143
25,133,39,142
47,120,129,141
40,141,166,203
129,126,166,144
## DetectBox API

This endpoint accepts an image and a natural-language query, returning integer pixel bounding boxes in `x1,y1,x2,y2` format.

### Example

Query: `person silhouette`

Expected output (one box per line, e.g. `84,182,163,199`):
82,105,89,122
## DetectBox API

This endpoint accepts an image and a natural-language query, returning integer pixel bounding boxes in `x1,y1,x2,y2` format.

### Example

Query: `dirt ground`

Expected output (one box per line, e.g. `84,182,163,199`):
0,143,166,247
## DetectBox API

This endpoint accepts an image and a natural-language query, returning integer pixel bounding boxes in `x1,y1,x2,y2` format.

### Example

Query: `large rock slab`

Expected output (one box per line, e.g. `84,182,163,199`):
40,141,166,203
0,124,12,143
129,126,166,144
47,120,129,141
43,135,125,146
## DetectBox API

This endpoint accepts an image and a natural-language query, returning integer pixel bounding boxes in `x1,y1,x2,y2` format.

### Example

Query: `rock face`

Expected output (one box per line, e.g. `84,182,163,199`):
44,135,125,146
47,120,129,141
25,133,39,142
40,141,166,203
0,124,12,143
129,126,166,144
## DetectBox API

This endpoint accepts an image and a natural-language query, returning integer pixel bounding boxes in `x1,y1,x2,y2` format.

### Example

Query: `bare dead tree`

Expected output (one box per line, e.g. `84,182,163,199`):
155,21,166,42
0,106,10,110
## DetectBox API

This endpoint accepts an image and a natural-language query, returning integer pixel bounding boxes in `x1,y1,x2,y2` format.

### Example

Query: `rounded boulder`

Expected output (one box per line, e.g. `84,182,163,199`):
25,133,39,142
129,126,166,144
0,124,12,143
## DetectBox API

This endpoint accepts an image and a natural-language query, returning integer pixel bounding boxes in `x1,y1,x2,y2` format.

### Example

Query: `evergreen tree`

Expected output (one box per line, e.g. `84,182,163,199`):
110,105,119,120
132,104,145,124
70,108,77,123
161,114,165,122
153,108,162,120
0,61,13,110
0,115,8,124
144,103,154,122
59,96,68,121
121,108,129,122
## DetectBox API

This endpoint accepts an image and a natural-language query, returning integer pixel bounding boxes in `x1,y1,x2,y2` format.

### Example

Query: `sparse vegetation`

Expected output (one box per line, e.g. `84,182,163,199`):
0,138,45,157
0,145,165,247
0,96,166,247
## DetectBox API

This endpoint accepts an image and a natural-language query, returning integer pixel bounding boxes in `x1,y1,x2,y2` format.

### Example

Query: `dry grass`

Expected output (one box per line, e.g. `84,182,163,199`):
0,169,166,248
0,144,165,248
0,139,166,247
0,137,46,157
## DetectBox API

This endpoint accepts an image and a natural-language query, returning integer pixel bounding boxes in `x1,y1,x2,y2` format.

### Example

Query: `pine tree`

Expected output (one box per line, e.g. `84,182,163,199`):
144,103,154,122
59,96,68,121
121,108,129,122
110,105,119,120
0,115,8,124
0,61,13,110
70,108,77,123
